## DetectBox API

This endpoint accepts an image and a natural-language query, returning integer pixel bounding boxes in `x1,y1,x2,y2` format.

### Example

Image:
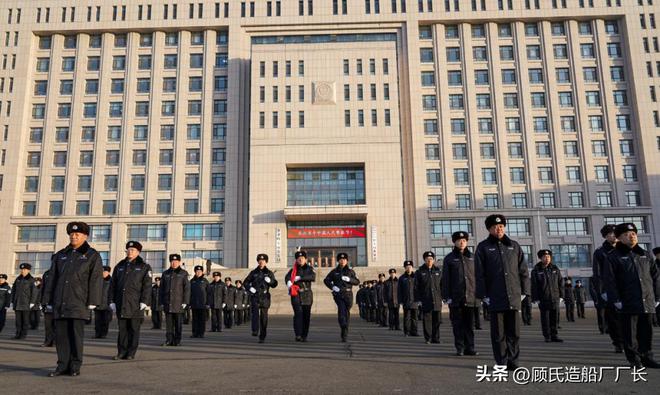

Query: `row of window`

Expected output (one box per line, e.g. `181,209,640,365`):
35,53,228,73
38,31,228,50
31,100,227,120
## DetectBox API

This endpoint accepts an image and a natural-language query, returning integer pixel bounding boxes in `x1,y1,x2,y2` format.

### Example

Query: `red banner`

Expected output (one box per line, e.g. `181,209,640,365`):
288,227,366,239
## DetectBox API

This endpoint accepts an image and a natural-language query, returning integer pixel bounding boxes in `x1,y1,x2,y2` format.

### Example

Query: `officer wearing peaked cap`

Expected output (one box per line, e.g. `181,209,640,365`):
592,223,622,352
12,263,37,339
189,265,209,338
285,249,316,342
415,251,443,344
244,253,278,342
159,254,190,346
207,271,226,332
324,252,360,342
93,265,113,339
531,249,563,343
0,274,10,333
398,260,419,336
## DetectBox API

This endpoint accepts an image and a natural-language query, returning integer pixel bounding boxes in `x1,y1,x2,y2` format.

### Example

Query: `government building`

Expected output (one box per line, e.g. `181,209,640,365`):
0,0,658,282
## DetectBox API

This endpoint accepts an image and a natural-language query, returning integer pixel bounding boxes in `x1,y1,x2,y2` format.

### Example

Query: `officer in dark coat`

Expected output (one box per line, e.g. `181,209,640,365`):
30,277,43,330
151,277,162,329
189,265,209,338
442,231,480,356
574,280,587,319
285,250,316,342
0,274,10,333
563,278,575,322
367,281,377,322
223,277,236,328
356,284,365,319
244,254,278,343
12,263,37,339
589,275,605,333
521,292,532,326
207,272,226,332
475,214,530,371
159,254,190,346
530,249,563,342
603,223,660,369
374,273,387,327
398,260,419,336
40,269,55,346
234,280,247,326
94,266,113,338
383,269,400,331
110,241,152,360
323,252,360,342
592,224,622,352
43,222,103,377
415,251,443,344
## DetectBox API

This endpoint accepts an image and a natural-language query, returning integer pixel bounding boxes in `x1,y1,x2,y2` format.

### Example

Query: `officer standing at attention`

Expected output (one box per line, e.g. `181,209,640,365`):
223,277,236,329
398,261,419,337
40,268,55,347
0,274,10,333
374,274,387,327
574,280,587,319
414,251,443,344
234,280,247,326
151,277,162,329
159,254,190,347
43,221,103,377
592,224,622,353
441,231,480,356
110,241,152,360
383,269,400,331
207,272,226,332
285,250,316,342
12,263,37,339
563,278,576,322
530,249,563,343
244,254,278,343
93,266,113,339
323,252,360,342
475,214,530,371
189,265,209,338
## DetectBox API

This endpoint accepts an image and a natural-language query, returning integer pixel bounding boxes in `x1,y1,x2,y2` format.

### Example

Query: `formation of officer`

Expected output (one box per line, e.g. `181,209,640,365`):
244,254,278,343
530,249,563,343
159,254,190,347
323,252,359,342
285,250,316,342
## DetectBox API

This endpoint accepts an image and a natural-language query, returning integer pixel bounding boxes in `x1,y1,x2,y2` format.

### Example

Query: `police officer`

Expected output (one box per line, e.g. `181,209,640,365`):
367,281,377,322
574,280,587,319
207,272,226,332
43,221,103,377
442,231,480,356
530,249,563,343
151,277,162,329
475,214,530,371
384,269,400,331
356,283,366,319
285,250,316,342
159,254,190,347
398,260,419,336
563,278,575,322
521,291,532,326
223,277,236,329
40,269,55,347
415,251,443,344
0,274,9,333
604,223,660,368
189,265,209,338
93,266,112,338
589,275,605,333
244,254,278,343
323,252,360,342
110,241,152,360
234,280,247,326
12,263,37,339
375,273,387,327
593,224,622,352
30,277,43,330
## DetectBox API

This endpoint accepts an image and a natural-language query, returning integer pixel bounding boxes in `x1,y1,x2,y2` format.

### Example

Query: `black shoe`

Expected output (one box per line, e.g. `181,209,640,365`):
641,358,660,369
475,327,482,330
301,337,307,342
48,370,67,377
545,338,551,343
455,351,464,356
70,371,80,377
551,337,563,343
161,342,171,347
506,361,519,371
425,340,431,344
258,338,265,343
112,355,122,360
252,332,258,337
464,350,479,356
295,336,302,342
431,340,440,344
125,356,134,361
341,337,347,343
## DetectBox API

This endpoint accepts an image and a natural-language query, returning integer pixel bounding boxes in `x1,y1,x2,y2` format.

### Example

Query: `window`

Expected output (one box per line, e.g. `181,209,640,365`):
583,67,598,83
508,143,524,159
472,24,486,38
625,191,641,207
183,224,223,241
112,56,126,71
424,119,438,135
581,44,595,59
61,57,75,72
610,66,624,82
539,192,556,208
484,194,500,209
623,165,638,182
502,69,516,84
564,141,579,158
445,25,459,39
423,95,438,110
568,192,584,208
529,69,543,84
594,165,610,183
566,166,582,183
510,168,526,184
512,193,528,208
87,56,100,71
620,139,635,157
76,201,90,216
613,90,628,106
527,45,541,60
596,191,612,207
446,47,461,62
456,194,471,209
556,68,571,84
421,71,435,86
550,244,591,269
448,70,463,86
547,218,588,235
475,70,489,85
420,48,434,63
102,200,117,215
128,224,168,241
17,226,57,243
559,92,573,107
430,219,473,238
500,46,514,61
507,218,530,236
451,119,465,135
481,143,496,159
538,167,554,184
131,175,145,191
427,169,442,186
454,168,470,185
428,195,443,211
106,151,120,166
190,53,204,69
482,168,497,185
554,44,568,59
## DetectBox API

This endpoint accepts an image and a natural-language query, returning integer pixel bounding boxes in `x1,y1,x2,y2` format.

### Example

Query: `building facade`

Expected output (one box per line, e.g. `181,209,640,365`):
0,0,658,280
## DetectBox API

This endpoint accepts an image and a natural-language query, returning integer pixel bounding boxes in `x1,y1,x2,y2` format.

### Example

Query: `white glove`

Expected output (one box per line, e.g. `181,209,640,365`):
294,276,301,282
249,287,257,294
182,304,187,309
87,305,96,310
341,276,350,282
222,303,226,308
29,303,35,308
140,303,147,310
332,286,340,293
560,298,564,303
45,305,53,313
521,295,526,301
614,302,622,310
601,293,608,302
242,304,246,308
656,301,660,308
287,280,293,288
483,297,490,306
234,304,237,309
264,277,271,284
110,303,116,312
446,299,452,305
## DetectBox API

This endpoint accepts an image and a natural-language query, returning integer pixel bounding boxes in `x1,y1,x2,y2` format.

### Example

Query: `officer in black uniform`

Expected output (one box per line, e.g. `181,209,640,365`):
43,221,103,377
574,280,587,319
285,250,316,342
159,254,190,346
442,231,480,356
244,254,278,343
530,249,563,343
398,260,419,336
0,274,9,333
384,269,400,331
207,272,226,332
367,281,377,322
604,223,660,368
356,284,366,319
151,277,162,329
475,214,530,371
592,224,622,352
374,274,387,327
40,269,55,346
563,278,576,322
30,277,43,330
94,266,113,338
521,292,532,326
415,251,443,344
110,241,152,360
223,277,236,329
234,280,247,326
12,263,37,339
190,265,209,338
323,252,360,342
589,275,605,333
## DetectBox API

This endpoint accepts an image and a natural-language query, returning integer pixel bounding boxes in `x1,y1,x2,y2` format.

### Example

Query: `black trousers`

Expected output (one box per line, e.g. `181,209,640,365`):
422,310,440,342
151,310,162,329
367,307,375,322
539,307,558,339
223,309,234,328
235,309,243,326
118,317,143,357
402,307,419,335
333,294,351,330
15,310,30,338
55,318,85,373
605,306,623,348
94,309,112,337
0,308,6,332
165,313,183,345
620,313,654,364
576,303,585,318
292,300,312,338
565,302,575,321
521,304,532,325
474,306,482,329
191,309,207,337
450,306,475,352
29,310,40,329
596,306,606,333
489,310,520,366
251,304,269,340
44,312,55,345
210,308,223,331
388,306,400,329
